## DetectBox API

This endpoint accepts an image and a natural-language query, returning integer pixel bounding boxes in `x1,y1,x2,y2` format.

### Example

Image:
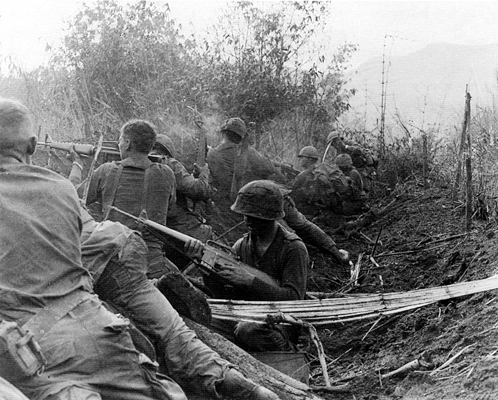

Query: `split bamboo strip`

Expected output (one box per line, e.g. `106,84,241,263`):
208,275,498,326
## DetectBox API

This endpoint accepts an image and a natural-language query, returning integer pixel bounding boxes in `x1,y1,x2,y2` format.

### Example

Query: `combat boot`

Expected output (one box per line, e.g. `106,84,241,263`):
218,368,280,400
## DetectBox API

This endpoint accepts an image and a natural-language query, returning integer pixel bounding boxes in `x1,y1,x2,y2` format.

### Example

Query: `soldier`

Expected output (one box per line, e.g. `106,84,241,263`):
291,145,320,192
79,206,279,400
335,153,369,215
325,129,377,193
278,185,350,264
0,97,187,400
291,144,350,215
149,133,214,268
208,180,309,352
150,134,212,240
207,118,283,210
81,119,177,279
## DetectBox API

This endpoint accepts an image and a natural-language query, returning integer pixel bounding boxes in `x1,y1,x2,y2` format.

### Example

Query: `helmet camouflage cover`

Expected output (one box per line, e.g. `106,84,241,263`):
231,180,285,220
220,117,247,139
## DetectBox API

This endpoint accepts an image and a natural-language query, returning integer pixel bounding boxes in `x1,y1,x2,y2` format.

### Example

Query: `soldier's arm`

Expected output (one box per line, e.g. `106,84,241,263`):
169,158,210,201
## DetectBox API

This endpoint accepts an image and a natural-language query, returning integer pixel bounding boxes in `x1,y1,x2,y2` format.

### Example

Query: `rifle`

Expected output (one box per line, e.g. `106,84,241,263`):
37,135,120,157
108,206,279,293
272,161,300,181
188,105,213,217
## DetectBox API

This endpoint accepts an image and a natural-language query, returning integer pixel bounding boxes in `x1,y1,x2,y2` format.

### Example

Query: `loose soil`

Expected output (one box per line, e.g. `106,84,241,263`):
302,184,498,400
34,150,498,399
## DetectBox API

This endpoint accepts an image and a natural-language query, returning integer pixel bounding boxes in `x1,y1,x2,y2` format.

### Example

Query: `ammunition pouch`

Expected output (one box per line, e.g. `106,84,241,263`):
0,290,90,382
0,320,46,380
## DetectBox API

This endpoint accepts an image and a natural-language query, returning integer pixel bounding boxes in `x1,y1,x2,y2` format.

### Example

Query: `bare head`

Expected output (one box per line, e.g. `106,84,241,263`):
118,119,157,158
0,98,35,163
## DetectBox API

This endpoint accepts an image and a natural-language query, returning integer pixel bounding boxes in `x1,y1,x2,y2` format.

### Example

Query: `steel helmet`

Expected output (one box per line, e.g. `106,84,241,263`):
154,134,176,157
298,146,319,160
220,117,247,139
231,180,285,220
335,153,353,167
327,130,340,143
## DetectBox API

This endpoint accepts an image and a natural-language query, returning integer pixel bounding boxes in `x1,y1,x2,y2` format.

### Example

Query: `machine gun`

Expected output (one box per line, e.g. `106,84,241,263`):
37,135,120,157
108,206,279,295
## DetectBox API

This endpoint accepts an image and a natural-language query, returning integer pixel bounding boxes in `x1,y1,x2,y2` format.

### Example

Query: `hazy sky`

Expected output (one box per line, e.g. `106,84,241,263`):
1,1,498,72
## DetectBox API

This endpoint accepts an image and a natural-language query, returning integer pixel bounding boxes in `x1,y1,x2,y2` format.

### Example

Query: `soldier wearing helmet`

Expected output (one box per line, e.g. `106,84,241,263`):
209,180,309,352
335,154,369,215
292,145,320,192
297,145,319,169
206,117,284,213
148,133,213,268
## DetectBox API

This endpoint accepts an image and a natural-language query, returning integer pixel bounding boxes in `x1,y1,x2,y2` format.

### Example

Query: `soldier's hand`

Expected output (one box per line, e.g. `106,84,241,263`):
184,238,203,261
217,264,255,287
67,145,83,164
193,163,210,179
337,249,350,263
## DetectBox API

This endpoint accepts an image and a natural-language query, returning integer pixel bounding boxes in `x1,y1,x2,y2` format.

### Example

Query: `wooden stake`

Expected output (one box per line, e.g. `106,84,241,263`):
381,351,433,379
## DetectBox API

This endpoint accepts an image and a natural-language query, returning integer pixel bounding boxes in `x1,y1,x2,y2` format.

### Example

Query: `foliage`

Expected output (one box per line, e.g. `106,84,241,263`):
6,0,358,171
204,1,357,153
376,123,444,191
48,0,205,136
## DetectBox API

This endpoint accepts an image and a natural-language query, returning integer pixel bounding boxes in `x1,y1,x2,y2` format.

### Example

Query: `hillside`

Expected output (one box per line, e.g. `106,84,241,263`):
344,43,498,138
304,182,498,400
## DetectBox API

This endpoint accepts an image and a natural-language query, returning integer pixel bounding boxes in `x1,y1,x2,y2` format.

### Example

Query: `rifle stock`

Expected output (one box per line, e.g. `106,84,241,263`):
108,206,279,290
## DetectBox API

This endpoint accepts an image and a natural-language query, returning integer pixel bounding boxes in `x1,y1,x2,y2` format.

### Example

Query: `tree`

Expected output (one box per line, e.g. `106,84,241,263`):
49,0,204,134
204,1,357,156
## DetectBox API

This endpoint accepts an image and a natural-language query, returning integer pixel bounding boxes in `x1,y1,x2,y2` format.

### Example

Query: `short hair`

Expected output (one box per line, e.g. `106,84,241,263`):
0,98,32,143
120,119,157,154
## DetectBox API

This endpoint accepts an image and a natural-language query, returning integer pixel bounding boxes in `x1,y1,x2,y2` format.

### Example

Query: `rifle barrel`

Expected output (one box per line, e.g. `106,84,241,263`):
108,206,193,244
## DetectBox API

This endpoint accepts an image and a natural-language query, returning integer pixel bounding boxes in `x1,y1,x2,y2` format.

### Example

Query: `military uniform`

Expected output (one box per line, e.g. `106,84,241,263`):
83,157,176,278
80,208,233,399
0,163,179,400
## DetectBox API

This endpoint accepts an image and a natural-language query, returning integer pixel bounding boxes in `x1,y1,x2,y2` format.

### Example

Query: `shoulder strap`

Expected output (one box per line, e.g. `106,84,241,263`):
140,165,152,215
102,163,123,220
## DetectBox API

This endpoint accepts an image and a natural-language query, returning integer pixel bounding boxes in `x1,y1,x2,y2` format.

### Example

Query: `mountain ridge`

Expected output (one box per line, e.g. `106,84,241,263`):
344,42,498,137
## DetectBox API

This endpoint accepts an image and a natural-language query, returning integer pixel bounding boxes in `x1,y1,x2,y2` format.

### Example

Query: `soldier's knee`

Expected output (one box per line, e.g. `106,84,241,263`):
45,386,101,400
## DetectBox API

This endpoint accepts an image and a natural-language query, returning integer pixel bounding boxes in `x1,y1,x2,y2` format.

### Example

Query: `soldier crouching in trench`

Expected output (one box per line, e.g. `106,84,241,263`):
206,180,309,352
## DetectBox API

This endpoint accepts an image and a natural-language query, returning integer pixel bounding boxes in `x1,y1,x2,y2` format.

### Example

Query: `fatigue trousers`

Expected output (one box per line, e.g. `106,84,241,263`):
10,291,182,400
94,233,231,398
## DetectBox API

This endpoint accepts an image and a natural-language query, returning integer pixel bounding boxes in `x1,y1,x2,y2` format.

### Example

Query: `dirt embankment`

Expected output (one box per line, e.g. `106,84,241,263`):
306,185,498,400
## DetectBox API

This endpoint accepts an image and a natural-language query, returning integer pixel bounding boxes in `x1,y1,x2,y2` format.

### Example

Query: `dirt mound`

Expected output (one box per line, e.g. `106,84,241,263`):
306,184,498,400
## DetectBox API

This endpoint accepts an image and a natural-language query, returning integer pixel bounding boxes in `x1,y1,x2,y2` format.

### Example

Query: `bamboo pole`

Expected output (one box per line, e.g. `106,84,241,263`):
453,89,472,200
465,91,473,231
208,274,498,327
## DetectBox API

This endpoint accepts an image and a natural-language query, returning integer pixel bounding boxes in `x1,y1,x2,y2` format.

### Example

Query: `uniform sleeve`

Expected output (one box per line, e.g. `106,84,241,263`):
283,196,338,255
249,240,308,301
247,148,276,179
351,170,363,190
168,158,210,201
83,164,108,206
